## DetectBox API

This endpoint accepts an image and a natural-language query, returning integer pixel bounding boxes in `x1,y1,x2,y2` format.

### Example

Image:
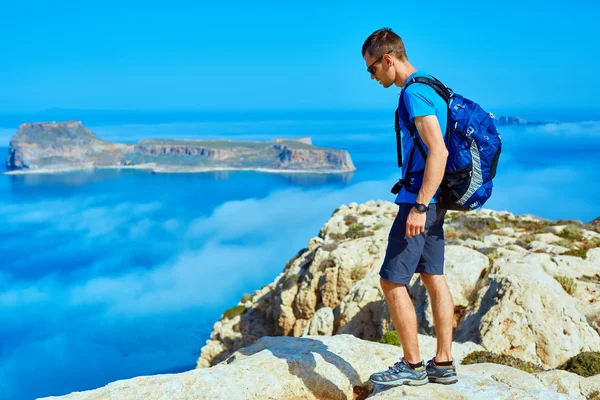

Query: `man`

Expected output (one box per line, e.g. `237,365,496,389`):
362,28,458,386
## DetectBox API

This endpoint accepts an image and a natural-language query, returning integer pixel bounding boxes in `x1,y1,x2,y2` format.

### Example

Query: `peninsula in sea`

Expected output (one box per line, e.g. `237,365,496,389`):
4,121,356,174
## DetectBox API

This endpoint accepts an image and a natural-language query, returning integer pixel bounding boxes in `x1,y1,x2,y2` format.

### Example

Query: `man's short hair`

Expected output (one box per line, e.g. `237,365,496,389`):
362,27,408,61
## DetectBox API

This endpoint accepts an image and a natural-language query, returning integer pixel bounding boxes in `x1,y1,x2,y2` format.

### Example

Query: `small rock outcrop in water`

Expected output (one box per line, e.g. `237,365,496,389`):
5,121,355,173
492,115,550,126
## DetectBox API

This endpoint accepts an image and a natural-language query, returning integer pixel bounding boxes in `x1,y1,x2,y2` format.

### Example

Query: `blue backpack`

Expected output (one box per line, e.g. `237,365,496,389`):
391,76,502,211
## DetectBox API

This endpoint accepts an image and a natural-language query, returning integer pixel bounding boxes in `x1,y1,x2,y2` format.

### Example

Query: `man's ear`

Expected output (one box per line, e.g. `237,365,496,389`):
384,54,394,68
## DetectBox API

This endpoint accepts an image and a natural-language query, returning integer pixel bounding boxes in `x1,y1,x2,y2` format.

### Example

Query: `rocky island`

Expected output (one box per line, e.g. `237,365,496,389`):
492,115,549,126
41,202,600,399
5,121,356,174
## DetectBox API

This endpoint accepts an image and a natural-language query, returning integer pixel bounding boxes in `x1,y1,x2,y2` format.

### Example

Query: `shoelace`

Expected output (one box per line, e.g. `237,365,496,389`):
388,361,408,374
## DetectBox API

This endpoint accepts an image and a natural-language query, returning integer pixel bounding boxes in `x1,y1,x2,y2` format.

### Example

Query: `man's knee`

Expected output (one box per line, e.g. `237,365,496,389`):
420,273,445,286
380,276,406,294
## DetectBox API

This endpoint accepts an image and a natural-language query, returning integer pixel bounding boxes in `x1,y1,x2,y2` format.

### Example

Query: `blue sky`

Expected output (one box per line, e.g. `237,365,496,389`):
1,0,599,113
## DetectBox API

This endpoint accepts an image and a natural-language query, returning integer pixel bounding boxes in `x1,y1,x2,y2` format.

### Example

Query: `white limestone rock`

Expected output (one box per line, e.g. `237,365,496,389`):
47,335,585,400
587,248,600,264
409,245,489,335
533,369,587,398
579,374,600,399
533,232,566,244
197,200,600,377
454,257,600,368
528,240,570,255
336,278,385,340
483,234,518,247
303,306,335,336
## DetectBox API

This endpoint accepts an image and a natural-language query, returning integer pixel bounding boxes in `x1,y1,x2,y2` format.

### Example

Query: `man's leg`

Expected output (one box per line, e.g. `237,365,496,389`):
370,204,430,386
380,277,421,364
420,273,454,362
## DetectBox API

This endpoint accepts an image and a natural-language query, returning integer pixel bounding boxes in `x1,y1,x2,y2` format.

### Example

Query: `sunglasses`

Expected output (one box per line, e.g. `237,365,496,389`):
367,50,393,75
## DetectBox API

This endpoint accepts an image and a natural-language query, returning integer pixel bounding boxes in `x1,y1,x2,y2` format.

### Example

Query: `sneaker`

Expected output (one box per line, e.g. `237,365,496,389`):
425,358,458,384
369,358,428,386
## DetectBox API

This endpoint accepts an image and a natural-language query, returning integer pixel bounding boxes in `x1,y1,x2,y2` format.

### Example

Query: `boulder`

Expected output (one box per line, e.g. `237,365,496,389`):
40,335,593,400
409,246,489,335
303,306,335,336
455,257,600,368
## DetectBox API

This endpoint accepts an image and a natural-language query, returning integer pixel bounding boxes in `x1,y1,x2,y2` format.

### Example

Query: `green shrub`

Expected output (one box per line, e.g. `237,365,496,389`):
223,305,246,320
514,219,551,233
588,237,600,248
282,273,299,290
321,242,339,252
581,274,600,284
587,390,600,400
558,351,600,377
240,293,252,303
462,351,543,373
523,234,538,243
346,223,372,239
372,224,384,230
557,219,583,226
558,225,585,241
329,233,346,241
478,248,501,268
562,237,600,258
349,230,373,239
380,330,401,346
479,248,501,260
562,248,588,258
350,265,366,281
319,258,336,271
344,215,358,226
554,275,577,295
554,238,573,248
284,248,308,270
513,239,531,250
462,217,499,232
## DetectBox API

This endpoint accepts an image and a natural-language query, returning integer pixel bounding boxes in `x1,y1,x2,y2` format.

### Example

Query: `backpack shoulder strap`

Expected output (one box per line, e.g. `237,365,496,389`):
395,75,453,168
394,107,403,167
402,75,454,150
397,84,428,162
404,76,453,104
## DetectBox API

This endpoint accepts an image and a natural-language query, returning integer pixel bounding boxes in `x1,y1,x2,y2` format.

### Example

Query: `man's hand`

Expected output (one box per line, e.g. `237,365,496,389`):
406,207,426,238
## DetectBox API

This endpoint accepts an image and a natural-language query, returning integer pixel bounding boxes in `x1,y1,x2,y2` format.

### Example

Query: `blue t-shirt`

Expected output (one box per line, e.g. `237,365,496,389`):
394,71,448,205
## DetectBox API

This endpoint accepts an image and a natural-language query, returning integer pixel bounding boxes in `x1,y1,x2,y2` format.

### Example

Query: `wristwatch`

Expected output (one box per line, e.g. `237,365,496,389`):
414,202,429,213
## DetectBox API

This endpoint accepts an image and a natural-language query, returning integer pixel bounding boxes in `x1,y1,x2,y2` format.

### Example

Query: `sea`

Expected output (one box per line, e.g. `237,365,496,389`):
1,109,599,399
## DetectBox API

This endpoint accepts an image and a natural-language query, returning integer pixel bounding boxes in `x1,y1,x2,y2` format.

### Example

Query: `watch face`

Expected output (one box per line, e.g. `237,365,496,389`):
416,203,428,212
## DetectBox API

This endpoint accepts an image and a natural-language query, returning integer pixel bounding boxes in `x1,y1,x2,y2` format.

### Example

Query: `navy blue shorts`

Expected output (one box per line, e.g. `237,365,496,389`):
379,203,447,285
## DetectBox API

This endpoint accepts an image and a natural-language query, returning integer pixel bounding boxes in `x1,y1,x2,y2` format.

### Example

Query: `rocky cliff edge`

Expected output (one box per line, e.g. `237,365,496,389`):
40,201,600,399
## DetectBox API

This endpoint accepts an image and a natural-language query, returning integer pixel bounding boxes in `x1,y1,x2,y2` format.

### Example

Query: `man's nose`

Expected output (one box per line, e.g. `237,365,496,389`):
370,73,376,80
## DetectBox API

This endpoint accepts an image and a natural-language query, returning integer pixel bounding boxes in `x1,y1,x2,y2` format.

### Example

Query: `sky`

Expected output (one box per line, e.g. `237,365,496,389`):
1,0,599,113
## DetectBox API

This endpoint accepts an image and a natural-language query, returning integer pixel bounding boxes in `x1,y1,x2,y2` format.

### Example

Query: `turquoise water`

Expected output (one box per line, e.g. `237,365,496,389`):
1,112,599,399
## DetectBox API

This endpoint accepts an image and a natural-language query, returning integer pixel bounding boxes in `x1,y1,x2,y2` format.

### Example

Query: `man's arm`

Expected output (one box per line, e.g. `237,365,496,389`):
405,114,447,238
414,114,448,205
